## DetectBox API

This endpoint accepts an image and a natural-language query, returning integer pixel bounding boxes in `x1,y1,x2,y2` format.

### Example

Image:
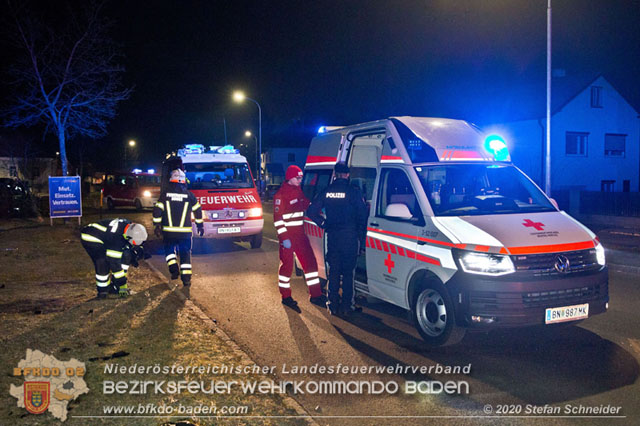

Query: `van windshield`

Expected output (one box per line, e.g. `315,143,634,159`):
414,164,556,216
184,163,254,189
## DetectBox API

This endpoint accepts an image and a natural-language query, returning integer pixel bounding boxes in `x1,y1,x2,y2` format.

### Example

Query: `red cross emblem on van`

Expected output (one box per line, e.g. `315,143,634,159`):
522,219,545,231
384,253,395,274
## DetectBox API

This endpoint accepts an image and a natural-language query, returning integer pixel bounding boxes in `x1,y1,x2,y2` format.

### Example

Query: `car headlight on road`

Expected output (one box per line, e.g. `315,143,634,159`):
595,243,606,266
248,207,262,218
454,249,515,276
143,190,152,197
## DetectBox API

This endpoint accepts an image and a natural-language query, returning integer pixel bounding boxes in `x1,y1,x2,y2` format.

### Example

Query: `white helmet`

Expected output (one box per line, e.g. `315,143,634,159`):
125,223,148,246
169,169,186,184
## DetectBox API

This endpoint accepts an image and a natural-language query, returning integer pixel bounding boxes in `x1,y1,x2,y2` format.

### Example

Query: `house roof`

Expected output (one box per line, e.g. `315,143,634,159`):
476,73,638,125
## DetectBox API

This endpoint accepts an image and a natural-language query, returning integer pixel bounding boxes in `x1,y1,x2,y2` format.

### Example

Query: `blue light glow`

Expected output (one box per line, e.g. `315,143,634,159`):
484,135,509,161
318,126,327,134
132,168,142,174
147,169,155,174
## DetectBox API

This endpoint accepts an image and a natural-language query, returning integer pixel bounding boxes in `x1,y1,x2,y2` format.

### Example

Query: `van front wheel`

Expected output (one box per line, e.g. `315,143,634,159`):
412,282,465,347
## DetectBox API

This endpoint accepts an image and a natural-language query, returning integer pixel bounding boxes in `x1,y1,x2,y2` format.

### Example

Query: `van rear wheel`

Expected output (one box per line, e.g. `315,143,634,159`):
134,199,143,211
106,197,114,210
412,282,465,347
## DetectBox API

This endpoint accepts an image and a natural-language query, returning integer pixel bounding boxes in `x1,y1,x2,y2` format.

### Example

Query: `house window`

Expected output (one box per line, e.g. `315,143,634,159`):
590,86,602,108
9,166,17,177
601,180,615,192
566,132,588,156
604,133,625,157
287,153,295,162
623,180,630,192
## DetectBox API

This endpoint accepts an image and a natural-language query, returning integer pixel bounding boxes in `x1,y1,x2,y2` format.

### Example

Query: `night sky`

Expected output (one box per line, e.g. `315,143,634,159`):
3,0,640,169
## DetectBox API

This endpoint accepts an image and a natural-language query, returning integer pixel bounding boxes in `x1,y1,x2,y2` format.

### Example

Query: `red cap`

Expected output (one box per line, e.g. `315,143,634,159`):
285,165,303,181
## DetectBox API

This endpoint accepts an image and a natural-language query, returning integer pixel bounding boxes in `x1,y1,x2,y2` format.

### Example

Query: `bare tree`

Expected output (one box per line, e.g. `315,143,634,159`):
2,0,131,176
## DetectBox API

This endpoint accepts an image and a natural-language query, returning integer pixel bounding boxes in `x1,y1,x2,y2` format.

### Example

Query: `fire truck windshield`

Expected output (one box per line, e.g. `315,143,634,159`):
415,164,556,216
184,162,254,189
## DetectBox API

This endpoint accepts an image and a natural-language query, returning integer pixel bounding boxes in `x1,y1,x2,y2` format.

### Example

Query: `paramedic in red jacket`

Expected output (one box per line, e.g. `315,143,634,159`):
274,165,323,311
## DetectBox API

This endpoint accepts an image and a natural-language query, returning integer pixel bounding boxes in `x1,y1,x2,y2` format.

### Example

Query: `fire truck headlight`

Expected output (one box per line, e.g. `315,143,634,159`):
248,207,262,218
143,190,152,198
455,249,515,276
595,243,606,266
238,211,246,218
211,212,219,219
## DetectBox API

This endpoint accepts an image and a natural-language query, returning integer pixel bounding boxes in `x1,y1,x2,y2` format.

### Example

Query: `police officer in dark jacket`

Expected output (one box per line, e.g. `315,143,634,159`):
152,169,204,287
308,163,367,316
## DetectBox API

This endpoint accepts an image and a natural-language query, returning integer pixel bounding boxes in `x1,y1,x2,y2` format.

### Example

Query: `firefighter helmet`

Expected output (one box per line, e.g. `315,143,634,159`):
125,223,148,246
169,169,186,184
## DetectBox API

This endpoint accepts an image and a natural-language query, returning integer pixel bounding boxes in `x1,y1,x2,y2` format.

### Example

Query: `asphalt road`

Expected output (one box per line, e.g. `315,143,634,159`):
130,207,640,426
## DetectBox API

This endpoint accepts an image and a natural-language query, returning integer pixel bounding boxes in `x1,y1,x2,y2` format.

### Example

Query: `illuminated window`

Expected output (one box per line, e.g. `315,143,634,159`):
604,134,625,157
566,132,588,156
590,86,602,108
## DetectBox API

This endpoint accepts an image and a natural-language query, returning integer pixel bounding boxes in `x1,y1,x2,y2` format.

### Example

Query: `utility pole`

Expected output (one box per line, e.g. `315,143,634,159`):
545,0,552,196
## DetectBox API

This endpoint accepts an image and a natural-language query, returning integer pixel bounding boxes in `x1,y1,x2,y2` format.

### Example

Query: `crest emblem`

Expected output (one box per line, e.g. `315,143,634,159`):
24,382,50,414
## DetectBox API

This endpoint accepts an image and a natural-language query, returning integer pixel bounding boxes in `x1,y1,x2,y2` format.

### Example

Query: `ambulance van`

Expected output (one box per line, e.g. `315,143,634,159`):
178,144,263,248
303,117,608,346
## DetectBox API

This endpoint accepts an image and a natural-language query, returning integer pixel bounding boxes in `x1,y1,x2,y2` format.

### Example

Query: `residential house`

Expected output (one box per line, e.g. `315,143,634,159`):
483,75,639,193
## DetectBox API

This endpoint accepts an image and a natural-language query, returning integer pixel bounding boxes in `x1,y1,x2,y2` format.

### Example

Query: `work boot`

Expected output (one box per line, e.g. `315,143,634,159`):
309,295,327,307
282,297,301,313
341,305,363,317
182,281,191,287
118,284,130,298
96,292,108,300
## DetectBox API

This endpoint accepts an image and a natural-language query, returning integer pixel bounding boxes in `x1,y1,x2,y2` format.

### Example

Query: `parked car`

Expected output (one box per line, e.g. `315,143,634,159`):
0,178,34,217
102,170,161,210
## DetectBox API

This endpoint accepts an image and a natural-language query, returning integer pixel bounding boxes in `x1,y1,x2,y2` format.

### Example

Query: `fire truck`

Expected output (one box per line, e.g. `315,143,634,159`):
175,144,263,248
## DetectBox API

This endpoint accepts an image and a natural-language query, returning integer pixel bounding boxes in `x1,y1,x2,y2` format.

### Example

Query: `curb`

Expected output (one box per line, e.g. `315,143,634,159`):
144,259,319,426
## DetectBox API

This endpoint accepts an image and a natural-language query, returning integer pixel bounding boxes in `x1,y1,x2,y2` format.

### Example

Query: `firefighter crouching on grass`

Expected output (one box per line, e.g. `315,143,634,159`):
80,219,148,298
274,165,323,312
308,162,367,316
153,169,203,287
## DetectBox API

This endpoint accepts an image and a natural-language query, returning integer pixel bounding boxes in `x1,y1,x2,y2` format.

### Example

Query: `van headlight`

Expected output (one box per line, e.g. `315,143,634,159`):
248,207,262,218
454,249,515,276
143,190,152,197
595,243,606,266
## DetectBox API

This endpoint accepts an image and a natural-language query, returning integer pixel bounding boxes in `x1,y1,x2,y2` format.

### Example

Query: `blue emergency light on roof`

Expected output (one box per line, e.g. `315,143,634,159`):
318,126,327,134
216,145,239,154
484,135,509,161
147,169,155,174
132,168,142,174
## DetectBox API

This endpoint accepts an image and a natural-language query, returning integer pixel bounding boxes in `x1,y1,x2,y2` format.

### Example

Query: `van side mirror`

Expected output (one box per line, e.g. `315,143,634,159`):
385,203,412,219
550,198,559,210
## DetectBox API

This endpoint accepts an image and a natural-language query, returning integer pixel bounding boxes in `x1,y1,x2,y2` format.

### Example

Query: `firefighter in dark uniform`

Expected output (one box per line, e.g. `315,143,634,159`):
80,218,148,298
308,163,367,316
153,169,204,287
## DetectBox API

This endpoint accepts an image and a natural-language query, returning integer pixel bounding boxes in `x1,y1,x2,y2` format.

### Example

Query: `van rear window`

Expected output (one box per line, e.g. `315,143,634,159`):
302,170,332,201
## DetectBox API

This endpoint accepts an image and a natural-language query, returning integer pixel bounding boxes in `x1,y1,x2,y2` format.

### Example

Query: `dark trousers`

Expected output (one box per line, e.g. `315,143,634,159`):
81,241,117,294
163,237,192,284
326,230,358,310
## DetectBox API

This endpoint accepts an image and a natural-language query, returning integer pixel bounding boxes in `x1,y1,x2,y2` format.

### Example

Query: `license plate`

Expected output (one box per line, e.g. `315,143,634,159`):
545,303,589,324
217,227,241,234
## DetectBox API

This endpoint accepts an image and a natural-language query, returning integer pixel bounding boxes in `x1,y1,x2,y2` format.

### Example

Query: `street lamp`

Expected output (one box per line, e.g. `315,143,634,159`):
125,139,137,167
233,90,262,192
244,130,259,180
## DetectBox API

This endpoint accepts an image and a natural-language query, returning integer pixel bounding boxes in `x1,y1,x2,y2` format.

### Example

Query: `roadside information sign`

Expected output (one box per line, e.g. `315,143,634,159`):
48,176,82,224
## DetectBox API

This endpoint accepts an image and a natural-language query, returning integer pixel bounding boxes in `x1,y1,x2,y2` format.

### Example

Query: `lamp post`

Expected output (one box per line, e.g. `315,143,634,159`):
124,139,136,167
233,91,262,192
244,130,259,181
